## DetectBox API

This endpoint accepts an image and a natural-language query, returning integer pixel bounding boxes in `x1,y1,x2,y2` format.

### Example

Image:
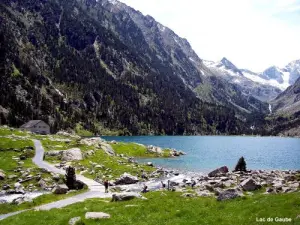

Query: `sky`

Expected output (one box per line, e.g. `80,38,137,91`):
119,0,300,72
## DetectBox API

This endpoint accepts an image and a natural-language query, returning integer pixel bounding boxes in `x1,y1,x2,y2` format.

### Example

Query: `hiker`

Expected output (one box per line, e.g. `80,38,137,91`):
104,179,109,193
167,180,170,191
142,184,148,193
161,181,166,189
191,179,196,189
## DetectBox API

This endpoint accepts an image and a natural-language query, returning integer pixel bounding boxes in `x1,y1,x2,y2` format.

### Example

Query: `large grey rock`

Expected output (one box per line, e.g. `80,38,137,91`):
100,143,115,156
147,145,163,155
208,166,229,177
52,184,69,194
240,178,260,191
85,212,111,219
61,148,83,161
12,196,33,205
115,173,139,185
46,150,63,157
38,179,47,189
217,188,243,201
289,182,299,188
111,193,147,202
69,217,82,225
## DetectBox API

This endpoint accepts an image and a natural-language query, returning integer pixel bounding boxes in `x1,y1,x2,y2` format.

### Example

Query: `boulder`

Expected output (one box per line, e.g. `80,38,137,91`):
2,184,10,190
147,145,163,155
12,196,33,205
46,150,63,157
208,166,229,177
0,170,5,180
289,182,299,188
80,138,105,147
100,143,115,156
69,217,82,225
240,178,260,191
85,212,111,219
217,188,243,201
38,179,47,189
52,184,69,194
146,162,154,167
111,193,147,202
115,173,139,185
61,148,83,161
74,180,85,190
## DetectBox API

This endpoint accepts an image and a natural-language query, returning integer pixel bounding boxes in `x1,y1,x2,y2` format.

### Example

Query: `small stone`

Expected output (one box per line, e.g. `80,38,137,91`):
125,205,138,208
69,217,82,225
2,184,11,190
85,212,111,219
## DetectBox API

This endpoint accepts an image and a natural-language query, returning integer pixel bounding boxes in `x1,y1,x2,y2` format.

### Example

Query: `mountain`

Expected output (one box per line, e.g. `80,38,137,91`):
272,77,300,116
0,0,251,135
259,61,300,90
204,58,282,102
108,1,270,120
267,77,300,136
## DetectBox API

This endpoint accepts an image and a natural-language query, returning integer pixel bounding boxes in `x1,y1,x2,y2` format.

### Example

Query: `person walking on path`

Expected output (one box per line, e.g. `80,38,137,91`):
104,179,109,193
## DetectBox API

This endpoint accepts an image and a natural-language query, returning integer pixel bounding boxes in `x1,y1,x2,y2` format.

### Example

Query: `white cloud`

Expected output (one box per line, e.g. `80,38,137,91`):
119,0,300,71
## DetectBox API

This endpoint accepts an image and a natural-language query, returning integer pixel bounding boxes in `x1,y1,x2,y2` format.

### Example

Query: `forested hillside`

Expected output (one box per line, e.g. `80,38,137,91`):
0,0,251,135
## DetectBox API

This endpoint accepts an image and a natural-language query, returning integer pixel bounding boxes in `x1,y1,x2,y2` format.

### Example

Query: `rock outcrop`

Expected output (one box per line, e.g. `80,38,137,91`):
208,166,229,177
240,178,261,191
217,188,244,201
115,173,139,185
61,148,83,161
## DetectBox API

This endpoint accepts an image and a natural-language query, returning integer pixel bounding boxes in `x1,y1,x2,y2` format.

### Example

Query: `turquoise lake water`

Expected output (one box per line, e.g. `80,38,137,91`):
102,136,300,172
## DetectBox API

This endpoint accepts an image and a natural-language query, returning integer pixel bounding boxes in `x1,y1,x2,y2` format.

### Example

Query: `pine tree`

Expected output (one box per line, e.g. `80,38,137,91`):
235,157,247,172
65,166,76,189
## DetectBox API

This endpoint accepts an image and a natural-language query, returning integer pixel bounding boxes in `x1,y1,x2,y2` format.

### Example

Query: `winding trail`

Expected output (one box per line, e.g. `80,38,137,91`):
0,140,112,221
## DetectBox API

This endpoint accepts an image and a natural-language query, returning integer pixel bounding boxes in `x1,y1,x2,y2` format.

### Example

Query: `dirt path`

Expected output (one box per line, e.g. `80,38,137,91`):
0,140,112,221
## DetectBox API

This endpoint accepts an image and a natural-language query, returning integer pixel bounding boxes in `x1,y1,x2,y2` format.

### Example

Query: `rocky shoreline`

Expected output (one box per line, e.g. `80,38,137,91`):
0,135,299,205
110,167,300,201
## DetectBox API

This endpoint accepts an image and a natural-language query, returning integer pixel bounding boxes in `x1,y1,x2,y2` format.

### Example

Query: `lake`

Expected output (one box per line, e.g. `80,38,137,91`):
102,136,300,173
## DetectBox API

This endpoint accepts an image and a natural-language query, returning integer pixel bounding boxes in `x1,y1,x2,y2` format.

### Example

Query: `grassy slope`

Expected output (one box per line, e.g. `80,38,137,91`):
0,189,87,215
1,192,299,225
0,128,88,214
41,139,155,180
112,142,171,158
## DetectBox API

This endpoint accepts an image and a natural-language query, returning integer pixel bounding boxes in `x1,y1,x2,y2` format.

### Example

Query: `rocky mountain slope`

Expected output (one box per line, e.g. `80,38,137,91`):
204,58,300,103
102,0,270,118
266,77,300,136
259,60,300,90
204,58,283,102
0,0,254,135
